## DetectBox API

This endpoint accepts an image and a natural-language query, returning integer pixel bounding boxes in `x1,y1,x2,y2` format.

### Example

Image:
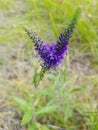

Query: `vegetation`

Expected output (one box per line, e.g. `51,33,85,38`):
0,0,98,130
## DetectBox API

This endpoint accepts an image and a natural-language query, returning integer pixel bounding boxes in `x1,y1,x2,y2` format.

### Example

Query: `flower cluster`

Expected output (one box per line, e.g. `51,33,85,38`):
25,8,81,72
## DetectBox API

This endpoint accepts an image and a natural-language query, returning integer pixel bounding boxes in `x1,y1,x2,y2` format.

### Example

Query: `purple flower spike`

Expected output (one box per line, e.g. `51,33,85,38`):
25,8,81,72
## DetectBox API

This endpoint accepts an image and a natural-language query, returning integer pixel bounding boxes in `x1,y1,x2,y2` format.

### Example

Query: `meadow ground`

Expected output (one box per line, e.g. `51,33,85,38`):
0,0,98,130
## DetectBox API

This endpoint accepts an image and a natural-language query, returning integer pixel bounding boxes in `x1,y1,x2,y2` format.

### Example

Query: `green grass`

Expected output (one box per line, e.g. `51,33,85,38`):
0,0,98,130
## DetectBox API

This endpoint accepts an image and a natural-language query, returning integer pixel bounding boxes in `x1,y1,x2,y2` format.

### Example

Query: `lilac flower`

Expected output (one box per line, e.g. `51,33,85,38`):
25,8,81,72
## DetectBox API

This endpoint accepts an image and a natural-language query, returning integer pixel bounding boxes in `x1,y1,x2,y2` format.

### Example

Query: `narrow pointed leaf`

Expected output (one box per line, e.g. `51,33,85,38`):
36,105,57,116
21,109,33,125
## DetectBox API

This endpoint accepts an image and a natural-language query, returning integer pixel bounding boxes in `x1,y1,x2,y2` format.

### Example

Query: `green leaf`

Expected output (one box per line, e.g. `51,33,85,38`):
13,96,31,111
28,121,50,130
34,97,40,107
62,68,67,81
36,105,57,117
21,109,33,125
28,121,41,130
64,103,73,121
33,72,39,87
28,124,38,130
28,122,38,130
41,125,50,130
71,86,88,93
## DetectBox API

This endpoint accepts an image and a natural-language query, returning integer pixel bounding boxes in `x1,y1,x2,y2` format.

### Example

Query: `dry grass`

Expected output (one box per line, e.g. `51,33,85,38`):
0,0,98,130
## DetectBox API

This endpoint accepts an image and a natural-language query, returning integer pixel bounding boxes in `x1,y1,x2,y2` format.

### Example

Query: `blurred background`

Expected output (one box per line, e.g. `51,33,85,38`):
0,0,98,130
